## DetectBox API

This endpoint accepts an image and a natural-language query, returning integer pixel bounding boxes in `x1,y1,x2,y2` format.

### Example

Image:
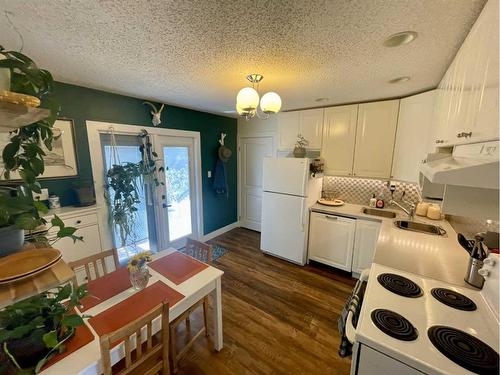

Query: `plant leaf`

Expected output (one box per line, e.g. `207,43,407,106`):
42,330,59,348
61,314,83,328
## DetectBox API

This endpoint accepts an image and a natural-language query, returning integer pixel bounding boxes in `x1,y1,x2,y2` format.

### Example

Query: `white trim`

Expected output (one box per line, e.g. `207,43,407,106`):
86,120,203,251
200,221,240,242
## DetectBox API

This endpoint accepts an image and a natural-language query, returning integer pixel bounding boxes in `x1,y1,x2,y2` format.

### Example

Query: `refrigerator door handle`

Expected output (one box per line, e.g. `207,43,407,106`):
300,202,305,231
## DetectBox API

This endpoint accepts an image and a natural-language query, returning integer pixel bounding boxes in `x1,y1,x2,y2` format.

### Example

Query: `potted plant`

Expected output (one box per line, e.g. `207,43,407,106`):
0,283,88,373
105,131,163,248
0,46,81,253
293,134,308,158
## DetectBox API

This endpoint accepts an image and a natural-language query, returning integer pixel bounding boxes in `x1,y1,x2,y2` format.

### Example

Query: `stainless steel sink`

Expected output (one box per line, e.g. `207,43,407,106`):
362,207,397,219
394,220,446,236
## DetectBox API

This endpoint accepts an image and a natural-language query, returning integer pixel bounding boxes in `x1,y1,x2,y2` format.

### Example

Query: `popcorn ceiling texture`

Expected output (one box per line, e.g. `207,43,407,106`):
322,176,420,206
0,0,486,115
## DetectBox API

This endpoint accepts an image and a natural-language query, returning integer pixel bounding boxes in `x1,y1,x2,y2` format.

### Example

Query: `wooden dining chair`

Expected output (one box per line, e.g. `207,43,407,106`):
68,248,119,285
99,301,170,375
169,239,211,373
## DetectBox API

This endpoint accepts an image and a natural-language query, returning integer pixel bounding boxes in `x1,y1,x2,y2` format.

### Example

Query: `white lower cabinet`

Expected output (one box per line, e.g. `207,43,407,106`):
308,212,356,271
45,208,103,262
352,220,381,275
308,211,380,274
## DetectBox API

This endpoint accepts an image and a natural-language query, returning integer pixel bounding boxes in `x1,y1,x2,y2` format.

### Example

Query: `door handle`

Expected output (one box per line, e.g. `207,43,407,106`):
325,215,338,220
162,203,172,208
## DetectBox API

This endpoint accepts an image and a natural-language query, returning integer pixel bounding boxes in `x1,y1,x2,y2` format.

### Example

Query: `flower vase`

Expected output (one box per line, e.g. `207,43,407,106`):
129,265,150,290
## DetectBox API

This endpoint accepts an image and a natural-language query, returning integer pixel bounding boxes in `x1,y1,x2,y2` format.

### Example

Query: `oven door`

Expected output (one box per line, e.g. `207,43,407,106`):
345,268,370,344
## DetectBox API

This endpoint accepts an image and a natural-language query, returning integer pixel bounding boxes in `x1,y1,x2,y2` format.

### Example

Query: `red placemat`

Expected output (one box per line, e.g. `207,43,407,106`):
88,281,184,337
42,322,94,370
149,251,208,285
78,267,132,312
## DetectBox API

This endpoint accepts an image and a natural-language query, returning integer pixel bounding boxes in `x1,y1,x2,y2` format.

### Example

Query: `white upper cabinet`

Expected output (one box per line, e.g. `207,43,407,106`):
278,108,324,150
392,91,436,182
299,108,324,149
278,111,300,150
353,100,400,178
433,0,499,146
321,105,358,176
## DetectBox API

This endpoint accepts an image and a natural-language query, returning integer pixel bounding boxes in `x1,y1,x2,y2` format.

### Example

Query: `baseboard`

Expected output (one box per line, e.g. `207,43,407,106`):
200,221,240,242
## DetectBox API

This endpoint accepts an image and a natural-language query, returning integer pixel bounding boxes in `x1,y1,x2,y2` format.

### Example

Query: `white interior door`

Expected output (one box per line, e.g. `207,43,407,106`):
156,136,199,249
239,136,273,231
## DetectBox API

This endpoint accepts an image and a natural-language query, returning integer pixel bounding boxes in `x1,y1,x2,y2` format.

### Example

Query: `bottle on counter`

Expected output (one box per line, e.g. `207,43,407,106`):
369,194,377,208
375,194,385,209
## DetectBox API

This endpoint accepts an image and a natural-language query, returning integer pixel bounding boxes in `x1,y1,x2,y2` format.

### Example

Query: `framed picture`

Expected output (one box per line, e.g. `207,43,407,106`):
0,118,78,180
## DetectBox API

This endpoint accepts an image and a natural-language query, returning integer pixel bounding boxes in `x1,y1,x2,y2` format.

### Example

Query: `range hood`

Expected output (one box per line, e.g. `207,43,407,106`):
420,140,499,189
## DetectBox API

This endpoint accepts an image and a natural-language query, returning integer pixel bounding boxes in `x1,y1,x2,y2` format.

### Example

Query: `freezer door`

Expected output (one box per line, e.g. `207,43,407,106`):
260,191,308,265
263,157,309,196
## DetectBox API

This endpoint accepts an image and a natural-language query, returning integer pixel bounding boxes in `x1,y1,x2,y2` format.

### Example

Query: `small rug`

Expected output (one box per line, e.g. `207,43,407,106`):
180,243,229,263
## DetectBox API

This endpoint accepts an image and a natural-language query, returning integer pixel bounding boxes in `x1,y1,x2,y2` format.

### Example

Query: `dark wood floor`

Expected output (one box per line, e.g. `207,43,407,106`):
175,228,356,375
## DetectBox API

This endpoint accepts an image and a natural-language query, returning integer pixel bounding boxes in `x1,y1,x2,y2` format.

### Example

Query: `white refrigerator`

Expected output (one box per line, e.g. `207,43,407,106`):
260,157,323,265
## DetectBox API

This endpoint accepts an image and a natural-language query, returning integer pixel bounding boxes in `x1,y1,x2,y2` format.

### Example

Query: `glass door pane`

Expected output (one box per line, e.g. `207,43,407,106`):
164,146,192,241
101,134,157,261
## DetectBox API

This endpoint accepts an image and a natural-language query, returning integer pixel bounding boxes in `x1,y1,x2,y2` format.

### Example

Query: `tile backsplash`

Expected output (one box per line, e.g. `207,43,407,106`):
322,176,420,206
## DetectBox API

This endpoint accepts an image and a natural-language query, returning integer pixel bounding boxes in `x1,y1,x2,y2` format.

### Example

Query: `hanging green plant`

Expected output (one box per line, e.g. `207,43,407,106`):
104,130,164,248
0,46,81,247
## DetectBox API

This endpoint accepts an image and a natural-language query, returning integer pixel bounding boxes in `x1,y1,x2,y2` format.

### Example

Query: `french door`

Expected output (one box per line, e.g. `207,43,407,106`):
155,136,198,249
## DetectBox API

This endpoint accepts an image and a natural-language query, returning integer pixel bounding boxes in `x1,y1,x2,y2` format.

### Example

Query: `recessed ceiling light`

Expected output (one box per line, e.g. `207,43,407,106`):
383,31,418,47
389,76,411,84
315,97,329,103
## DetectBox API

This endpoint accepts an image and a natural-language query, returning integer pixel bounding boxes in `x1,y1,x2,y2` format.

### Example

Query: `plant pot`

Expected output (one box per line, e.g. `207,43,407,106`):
0,225,24,257
0,54,10,91
6,327,50,369
293,146,306,158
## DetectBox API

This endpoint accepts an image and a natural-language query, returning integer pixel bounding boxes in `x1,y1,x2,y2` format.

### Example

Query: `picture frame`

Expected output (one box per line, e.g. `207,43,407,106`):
0,118,78,180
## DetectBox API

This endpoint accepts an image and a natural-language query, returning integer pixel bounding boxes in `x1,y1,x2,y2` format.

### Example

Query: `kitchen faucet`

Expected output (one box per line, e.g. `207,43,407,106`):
389,189,416,220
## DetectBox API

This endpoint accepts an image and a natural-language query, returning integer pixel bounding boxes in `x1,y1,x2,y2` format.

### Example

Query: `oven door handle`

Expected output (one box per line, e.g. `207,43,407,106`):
345,268,370,344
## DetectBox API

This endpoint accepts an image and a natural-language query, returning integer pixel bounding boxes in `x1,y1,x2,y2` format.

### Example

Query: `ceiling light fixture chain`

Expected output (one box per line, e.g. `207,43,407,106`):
236,73,281,121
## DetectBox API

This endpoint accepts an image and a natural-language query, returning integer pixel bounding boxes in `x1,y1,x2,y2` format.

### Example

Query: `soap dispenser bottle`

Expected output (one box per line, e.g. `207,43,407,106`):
369,194,377,207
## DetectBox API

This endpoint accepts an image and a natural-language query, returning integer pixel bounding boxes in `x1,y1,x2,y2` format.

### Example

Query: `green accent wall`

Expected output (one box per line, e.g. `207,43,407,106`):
40,82,237,235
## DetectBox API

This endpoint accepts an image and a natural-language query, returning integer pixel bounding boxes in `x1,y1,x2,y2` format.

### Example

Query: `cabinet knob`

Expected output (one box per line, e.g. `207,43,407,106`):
76,220,82,224
457,131,472,138
435,139,444,144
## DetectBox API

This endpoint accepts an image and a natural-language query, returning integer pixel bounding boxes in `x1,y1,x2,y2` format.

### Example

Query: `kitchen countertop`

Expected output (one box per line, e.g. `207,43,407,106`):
310,202,470,287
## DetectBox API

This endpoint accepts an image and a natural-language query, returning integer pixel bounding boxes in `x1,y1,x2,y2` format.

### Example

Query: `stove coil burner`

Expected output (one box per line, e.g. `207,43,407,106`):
428,326,499,374
371,309,418,341
431,288,477,311
377,273,423,298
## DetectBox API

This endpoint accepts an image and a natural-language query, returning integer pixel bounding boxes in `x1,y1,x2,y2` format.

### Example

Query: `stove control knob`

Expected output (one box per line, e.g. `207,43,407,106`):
478,268,490,277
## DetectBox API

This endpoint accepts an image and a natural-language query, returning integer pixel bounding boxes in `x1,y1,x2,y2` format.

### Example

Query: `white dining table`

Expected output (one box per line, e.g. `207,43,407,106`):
41,248,224,375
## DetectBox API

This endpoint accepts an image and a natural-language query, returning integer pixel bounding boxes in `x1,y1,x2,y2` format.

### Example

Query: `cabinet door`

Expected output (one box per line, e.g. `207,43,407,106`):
322,105,358,176
392,91,436,182
50,225,102,262
308,212,355,271
278,111,300,150
353,100,399,178
352,220,381,275
299,108,324,149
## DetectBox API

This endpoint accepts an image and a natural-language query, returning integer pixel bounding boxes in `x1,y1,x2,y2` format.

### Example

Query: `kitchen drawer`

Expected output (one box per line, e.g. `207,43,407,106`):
47,213,98,234
49,224,103,262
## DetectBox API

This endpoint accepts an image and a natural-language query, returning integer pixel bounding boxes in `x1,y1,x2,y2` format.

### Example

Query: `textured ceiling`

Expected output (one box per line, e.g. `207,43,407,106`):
0,0,487,116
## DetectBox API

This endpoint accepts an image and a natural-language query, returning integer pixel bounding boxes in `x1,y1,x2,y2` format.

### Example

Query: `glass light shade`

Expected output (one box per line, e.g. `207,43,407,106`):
236,87,259,111
260,92,282,114
236,102,246,115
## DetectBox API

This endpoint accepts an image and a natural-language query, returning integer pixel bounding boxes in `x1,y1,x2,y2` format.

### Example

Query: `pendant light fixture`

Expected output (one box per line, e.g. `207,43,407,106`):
236,74,281,120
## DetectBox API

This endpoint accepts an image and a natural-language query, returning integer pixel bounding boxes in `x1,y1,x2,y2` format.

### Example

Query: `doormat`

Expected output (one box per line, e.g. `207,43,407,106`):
180,243,229,263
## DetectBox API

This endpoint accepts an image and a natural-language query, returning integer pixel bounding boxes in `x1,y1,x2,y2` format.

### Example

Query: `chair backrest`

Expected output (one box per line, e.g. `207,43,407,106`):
184,238,212,264
99,301,169,375
68,248,119,284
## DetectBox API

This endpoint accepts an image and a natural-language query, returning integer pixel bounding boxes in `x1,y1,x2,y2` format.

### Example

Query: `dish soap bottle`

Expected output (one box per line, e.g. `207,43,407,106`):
369,194,377,207
376,192,385,209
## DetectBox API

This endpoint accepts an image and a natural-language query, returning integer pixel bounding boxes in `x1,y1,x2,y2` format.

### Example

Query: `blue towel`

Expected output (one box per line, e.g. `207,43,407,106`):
213,158,228,197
